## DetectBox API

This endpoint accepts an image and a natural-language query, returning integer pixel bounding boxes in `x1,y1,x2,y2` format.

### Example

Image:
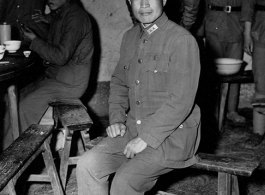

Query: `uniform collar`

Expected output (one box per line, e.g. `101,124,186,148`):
140,13,168,37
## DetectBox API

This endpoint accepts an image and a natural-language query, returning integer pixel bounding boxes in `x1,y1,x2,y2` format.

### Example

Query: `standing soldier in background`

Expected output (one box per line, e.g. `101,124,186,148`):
241,0,265,148
198,0,247,125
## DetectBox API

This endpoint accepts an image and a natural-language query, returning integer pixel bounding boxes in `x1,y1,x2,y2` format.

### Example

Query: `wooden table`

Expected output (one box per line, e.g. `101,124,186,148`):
0,49,39,141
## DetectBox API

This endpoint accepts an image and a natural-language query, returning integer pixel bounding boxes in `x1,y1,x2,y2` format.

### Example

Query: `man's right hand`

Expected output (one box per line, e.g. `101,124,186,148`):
106,123,126,138
32,9,49,24
244,34,253,56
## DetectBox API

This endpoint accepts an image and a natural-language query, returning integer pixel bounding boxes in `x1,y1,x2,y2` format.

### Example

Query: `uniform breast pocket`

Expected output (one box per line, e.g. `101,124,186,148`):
124,59,134,88
145,54,169,92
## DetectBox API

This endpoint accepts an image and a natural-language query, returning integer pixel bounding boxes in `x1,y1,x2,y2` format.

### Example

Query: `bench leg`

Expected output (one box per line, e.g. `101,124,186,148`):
7,85,20,140
218,173,239,195
78,130,90,155
60,129,72,190
231,175,240,195
218,172,231,195
42,140,65,195
218,83,229,132
59,129,88,190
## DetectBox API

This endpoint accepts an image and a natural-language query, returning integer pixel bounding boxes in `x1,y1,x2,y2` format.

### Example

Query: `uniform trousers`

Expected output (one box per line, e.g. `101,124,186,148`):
76,133,174,195
252,45,265,98
251,43,265,138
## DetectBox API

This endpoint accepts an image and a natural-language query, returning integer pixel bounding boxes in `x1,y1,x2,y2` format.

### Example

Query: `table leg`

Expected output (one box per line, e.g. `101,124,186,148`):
218,172,232,195
7,85,20,140
218,83,229,132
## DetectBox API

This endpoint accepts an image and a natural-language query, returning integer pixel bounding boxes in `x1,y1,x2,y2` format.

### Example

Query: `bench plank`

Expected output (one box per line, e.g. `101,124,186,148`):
0,124,53,191
49,99,93,131
192,153,260,177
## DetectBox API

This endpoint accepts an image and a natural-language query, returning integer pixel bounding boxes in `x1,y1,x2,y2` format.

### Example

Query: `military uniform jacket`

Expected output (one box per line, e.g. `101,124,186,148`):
109,13,201,168
181,0,201,30
30,3,94,94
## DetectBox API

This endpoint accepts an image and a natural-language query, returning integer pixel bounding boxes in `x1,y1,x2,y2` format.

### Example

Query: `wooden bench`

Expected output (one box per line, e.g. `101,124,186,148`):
192,153,259,195
192,153,258,195
0,124,64,195
157,153,259,195
49,98,93,190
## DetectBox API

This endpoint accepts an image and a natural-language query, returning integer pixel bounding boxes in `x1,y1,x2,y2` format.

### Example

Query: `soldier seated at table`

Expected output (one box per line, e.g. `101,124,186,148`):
2,0,94,150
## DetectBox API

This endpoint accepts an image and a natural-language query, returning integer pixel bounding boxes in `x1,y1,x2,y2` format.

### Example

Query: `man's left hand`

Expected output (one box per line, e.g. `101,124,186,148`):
123,137,147,159
20,26,36,41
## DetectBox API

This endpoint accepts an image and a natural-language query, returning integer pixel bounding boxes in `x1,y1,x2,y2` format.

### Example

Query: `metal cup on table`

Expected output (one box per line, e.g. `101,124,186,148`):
0,22,11,45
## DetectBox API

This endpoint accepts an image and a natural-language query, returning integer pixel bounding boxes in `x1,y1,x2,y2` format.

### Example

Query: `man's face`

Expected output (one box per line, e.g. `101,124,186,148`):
129,0,166,25
48,0,68,11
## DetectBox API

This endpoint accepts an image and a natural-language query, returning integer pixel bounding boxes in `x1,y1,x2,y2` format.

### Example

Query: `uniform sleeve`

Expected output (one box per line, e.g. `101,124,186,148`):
139,34,200,149
108,32,130,125
241,0,255,22
30,12,92,66
180,0,201,30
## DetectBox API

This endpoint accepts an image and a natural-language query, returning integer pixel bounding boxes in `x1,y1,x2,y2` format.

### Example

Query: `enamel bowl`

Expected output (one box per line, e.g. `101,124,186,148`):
4,40,21,53
215,58,244,75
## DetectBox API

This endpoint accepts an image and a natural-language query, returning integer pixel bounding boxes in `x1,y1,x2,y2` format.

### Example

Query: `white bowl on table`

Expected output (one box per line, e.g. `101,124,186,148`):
4,40,21,53
215,58,244,75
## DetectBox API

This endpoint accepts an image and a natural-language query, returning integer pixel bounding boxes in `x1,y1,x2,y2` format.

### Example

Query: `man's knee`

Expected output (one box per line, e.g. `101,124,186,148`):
76,150,102,177
77,151,93,171
111,169,151,194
